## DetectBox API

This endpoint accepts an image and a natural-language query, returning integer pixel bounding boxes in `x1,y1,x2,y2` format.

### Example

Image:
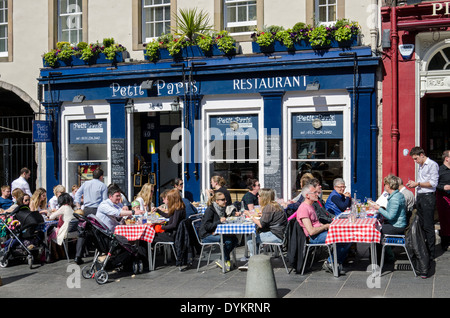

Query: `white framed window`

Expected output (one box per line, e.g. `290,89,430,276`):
142,0,171,43
224,0,257,34
0,0,8,57
284,92,351,199
202,96,264,194
58,0,83,44
315,0,337,26
61,104,111,190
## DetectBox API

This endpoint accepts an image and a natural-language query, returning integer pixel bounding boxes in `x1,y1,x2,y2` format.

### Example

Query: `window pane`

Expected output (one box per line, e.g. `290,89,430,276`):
328,5,336,21
429,52,446,71
210,162,259,190
0,38,6,52
227,7,236,23
142,0,170,39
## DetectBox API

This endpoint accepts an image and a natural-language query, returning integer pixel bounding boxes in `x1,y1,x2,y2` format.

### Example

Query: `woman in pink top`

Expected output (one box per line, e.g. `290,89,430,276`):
296,184,350,274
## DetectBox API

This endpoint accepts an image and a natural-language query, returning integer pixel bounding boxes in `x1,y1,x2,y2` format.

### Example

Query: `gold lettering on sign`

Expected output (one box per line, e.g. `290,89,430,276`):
432,2,450,16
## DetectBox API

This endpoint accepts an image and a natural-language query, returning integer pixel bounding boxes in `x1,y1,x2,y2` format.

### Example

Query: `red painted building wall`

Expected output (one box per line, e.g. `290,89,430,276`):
381,1,450,190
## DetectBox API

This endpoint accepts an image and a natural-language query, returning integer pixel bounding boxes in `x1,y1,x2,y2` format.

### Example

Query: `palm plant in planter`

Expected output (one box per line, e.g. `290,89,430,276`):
170,7,214,57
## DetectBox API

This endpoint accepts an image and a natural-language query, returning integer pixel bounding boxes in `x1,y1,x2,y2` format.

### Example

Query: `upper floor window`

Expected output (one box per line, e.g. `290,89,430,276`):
58,0,83,43
142,0,171,42
224,0,257,34
0,0,7,57
315,0,337,25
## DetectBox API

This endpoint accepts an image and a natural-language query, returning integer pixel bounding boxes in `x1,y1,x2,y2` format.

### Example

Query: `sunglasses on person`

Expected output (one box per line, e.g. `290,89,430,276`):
216,198,226,201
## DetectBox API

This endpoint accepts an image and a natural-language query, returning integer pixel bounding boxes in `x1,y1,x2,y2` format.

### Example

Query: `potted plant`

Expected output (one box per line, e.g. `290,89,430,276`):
170,7,213,58
308,25,333,48
251,30,276,53
333,19,360,47
215,30,236,55
43,38,128,67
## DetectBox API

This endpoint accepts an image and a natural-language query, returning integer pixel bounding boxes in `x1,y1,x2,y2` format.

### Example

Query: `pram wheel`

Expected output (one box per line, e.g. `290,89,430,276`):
95,270,108,285
82,265,95,279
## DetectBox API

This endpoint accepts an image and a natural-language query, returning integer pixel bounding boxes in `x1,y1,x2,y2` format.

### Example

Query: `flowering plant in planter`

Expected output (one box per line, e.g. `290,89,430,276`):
251,31,276,47
43,38,127,67
197,34,215,52
215,30,236,55
333,19,360,43
307,25,333,47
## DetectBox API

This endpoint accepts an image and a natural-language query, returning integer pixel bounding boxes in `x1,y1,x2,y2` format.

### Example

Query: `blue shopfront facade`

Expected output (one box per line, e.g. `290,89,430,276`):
39,45,379,204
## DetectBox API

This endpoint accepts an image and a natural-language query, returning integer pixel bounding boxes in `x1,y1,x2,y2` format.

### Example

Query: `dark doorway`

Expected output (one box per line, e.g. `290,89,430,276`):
0,88,37,193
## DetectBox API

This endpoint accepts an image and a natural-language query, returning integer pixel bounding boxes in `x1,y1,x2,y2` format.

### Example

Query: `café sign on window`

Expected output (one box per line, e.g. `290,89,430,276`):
292,112,343,139
69,120,107,144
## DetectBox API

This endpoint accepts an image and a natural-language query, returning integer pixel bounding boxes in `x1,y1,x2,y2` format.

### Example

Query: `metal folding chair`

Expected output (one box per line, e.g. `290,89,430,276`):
380,234,416,276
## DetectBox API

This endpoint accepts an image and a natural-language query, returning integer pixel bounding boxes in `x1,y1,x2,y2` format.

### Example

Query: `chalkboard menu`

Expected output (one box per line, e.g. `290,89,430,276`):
264,134,282,198
111,138,127,192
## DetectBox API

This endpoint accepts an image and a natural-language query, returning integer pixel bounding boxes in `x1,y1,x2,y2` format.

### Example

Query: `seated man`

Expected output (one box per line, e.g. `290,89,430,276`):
0,185,13,211
325,178,352,217
96,186,143,232
297,183,351,275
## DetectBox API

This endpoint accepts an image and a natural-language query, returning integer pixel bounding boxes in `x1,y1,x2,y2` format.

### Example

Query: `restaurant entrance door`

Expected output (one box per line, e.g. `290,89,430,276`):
421,95,450,166
133,111,182,205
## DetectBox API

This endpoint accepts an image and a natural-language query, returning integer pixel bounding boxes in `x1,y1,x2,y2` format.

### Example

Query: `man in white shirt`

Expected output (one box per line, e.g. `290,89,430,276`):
406,147,439,261
96,186,143,232
11,167,32,197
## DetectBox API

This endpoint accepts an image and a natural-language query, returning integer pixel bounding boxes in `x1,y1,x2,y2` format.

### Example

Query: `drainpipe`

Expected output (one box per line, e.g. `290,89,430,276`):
391,2,399,175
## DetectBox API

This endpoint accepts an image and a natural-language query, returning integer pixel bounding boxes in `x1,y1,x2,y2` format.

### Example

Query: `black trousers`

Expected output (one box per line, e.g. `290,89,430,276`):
416,193,436,259
75,207,97,258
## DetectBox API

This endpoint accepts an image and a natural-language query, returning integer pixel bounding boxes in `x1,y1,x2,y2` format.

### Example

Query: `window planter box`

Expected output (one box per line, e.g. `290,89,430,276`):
144,44,236,61
43,51,128,68
252,35,359,53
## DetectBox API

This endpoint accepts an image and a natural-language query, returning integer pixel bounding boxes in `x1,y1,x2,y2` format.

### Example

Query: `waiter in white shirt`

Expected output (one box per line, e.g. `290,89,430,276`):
11,167,32,197
406,147,439,261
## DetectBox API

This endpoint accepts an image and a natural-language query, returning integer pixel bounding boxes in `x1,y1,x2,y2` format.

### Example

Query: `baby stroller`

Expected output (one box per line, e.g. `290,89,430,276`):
74,213,145,285
0,206,47,269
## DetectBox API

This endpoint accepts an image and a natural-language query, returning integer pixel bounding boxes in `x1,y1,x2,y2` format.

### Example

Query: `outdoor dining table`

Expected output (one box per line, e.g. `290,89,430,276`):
114,222,156,270
325,216,382,277
214,218,257,273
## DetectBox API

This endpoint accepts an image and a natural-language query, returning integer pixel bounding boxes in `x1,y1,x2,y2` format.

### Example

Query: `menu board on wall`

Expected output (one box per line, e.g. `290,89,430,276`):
264,134,282,198
111,138,127,192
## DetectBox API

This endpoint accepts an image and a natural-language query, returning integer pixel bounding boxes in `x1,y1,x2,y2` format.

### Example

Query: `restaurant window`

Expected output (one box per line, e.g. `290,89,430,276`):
207,114,259,189
290,111,344,196
224,0,257,34
66,119,109,188
58,0,83,43
142,0,171,43
0,0,8,58
315,0,337,25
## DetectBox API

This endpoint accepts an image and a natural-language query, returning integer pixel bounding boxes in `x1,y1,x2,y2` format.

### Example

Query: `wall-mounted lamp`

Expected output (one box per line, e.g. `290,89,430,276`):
306,82,320,91
125,99,135,114
141,79,154,89
72,94,85,103
170,98,181,112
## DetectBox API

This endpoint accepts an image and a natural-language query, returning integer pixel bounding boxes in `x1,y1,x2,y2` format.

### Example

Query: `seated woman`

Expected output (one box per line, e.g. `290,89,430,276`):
152,188,186,243
241,188,287,269
371,174,407,235
208,175,232,207
241,178,260,211
199,192,238,272
325,178,352,217
297,183,351,275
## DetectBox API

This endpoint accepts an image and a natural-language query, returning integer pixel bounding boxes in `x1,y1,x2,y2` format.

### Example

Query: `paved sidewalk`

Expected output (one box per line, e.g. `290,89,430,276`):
1,241,449,300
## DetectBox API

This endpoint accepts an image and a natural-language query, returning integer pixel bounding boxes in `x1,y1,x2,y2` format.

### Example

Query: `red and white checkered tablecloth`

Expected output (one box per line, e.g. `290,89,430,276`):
325,218,382,245
114,223,156,243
